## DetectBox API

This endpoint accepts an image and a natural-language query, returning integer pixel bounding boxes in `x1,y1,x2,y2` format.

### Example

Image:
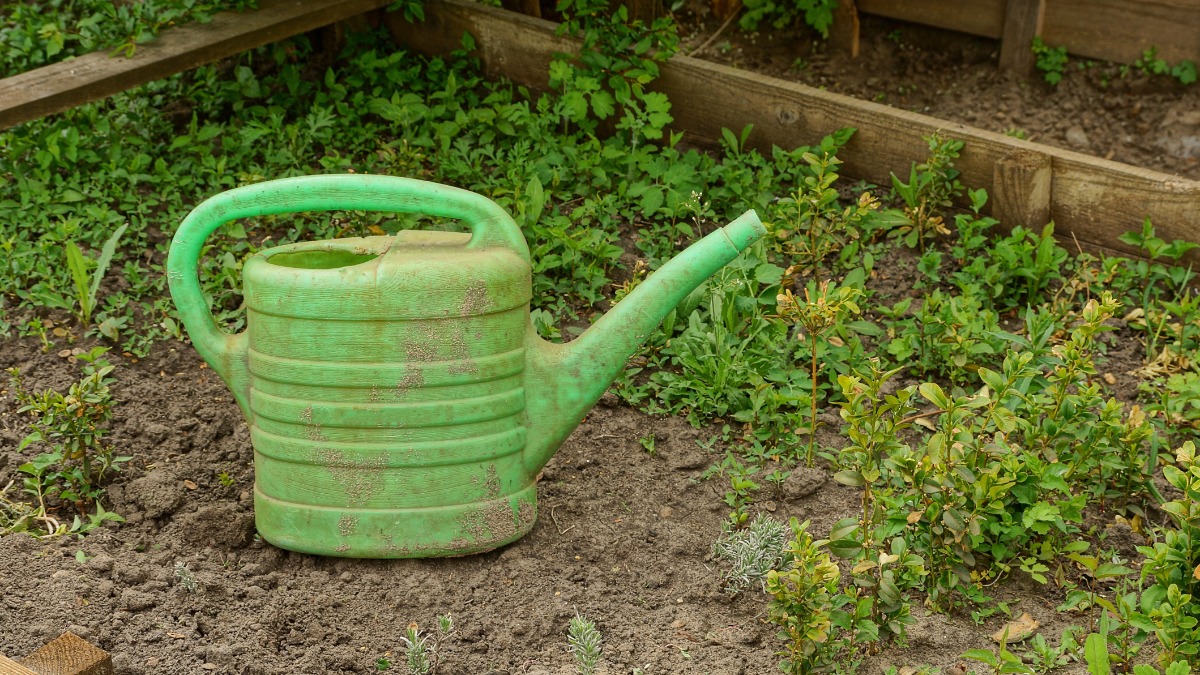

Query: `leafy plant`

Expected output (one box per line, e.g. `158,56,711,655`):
1032,37,1069,85
7,347,129,536
739,0,838,37
768,148,884,274
776,279,863,464
567,612,603,675
891,134,964,251
65,223,126,327
174,561,200,593
765,518,841,675
399,615,454,675
1139,441,1200,665
712,513,789,593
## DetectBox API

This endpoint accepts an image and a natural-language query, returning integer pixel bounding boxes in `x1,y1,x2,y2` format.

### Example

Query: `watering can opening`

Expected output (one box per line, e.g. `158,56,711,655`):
266,249,378,270
261,228,474,270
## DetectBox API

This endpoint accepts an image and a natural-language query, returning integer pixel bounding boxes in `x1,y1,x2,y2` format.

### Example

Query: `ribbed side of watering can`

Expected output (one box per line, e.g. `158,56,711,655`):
242,231,536,557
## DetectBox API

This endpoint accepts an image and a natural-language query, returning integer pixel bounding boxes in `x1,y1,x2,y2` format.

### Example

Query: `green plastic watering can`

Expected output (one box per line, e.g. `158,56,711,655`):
167,174,764,558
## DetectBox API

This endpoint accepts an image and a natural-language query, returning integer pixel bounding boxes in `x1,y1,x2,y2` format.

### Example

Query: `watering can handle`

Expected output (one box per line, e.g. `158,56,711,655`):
165,174,530,411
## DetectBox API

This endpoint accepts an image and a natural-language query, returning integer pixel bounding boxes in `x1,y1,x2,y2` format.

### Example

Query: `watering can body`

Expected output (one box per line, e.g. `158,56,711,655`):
167,175,763,557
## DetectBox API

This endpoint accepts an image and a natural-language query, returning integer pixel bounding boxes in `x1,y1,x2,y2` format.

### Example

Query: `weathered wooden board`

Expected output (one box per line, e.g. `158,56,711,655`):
385,0,1200,262
1041,0,1200,65
855,0,1007,38
855,0,1200,66
0,0,392,130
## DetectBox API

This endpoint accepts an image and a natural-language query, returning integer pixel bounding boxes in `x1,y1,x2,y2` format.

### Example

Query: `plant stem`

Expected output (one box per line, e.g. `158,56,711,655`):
809,334,818,466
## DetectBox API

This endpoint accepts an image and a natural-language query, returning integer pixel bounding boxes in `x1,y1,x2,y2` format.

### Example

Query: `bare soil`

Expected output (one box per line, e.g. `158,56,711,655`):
0,12,1185,675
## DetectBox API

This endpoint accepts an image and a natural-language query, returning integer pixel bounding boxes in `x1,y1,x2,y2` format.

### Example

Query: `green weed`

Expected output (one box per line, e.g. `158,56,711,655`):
1032,37,1069,85
6,346,129,536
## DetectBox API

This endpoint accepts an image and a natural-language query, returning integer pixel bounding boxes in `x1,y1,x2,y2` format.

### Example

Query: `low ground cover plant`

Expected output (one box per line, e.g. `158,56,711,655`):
2,3,1200,671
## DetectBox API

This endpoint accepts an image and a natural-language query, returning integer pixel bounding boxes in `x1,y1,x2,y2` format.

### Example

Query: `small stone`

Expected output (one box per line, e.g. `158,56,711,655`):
783,467,828,501
671,619,686,629
659,506,674,519
1065,125,1090,148
1103,373,1116,385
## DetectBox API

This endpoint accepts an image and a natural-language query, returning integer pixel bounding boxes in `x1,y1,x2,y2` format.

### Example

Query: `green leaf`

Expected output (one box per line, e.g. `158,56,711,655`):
590,89,616,119
919,382,950,409
65,241,91,323
833,469,865,487
1084,632,1110,675
526,175,545,227
827,538,863,559
962,649,999,666
90,223,127,313
639,187,664,216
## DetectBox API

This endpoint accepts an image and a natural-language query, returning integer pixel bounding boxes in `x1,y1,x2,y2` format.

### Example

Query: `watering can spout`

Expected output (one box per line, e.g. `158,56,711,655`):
523,210,765,474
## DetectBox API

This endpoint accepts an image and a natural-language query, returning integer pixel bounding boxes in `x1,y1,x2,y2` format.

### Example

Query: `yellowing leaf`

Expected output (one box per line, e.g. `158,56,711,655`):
991,612,1039,643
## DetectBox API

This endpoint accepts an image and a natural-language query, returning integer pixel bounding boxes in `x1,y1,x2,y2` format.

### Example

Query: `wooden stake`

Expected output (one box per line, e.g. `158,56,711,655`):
998,0,1045,74
829,0,861,58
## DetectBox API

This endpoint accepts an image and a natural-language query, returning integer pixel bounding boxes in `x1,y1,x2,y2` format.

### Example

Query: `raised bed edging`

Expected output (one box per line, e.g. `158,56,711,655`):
854,0,1200,67
0,0,392,130
386,0,1200,264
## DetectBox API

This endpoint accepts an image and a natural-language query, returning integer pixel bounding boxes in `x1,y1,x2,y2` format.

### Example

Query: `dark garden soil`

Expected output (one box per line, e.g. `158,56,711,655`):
0,9,1190,675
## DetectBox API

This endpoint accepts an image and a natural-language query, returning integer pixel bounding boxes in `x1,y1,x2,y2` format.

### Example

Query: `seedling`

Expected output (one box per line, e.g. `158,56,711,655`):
776,280,862,465
567,612,603,675
8,347,130,535
1032,37,1069,85
398,615,454,675
65,223,127,327
891,134,964,251
174,561,199,593
765,518,840,675
712,513,789,593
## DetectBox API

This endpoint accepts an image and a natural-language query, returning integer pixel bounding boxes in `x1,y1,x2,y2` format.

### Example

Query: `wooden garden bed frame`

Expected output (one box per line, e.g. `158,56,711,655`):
0,0,392,130
0,0,1195,263
386,0,1200,263
848,0,1200,70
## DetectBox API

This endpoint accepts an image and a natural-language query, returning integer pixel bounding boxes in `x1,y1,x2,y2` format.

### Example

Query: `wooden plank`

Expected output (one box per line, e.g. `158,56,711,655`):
0,655,40,675
854,0,1006,38
1041,0,1200,65
993,148,1052,230
17,633,112,675
829,0,861,58
853,0,1199,67
386,0,1200,263
998,0,1044,74
0,0,393,130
